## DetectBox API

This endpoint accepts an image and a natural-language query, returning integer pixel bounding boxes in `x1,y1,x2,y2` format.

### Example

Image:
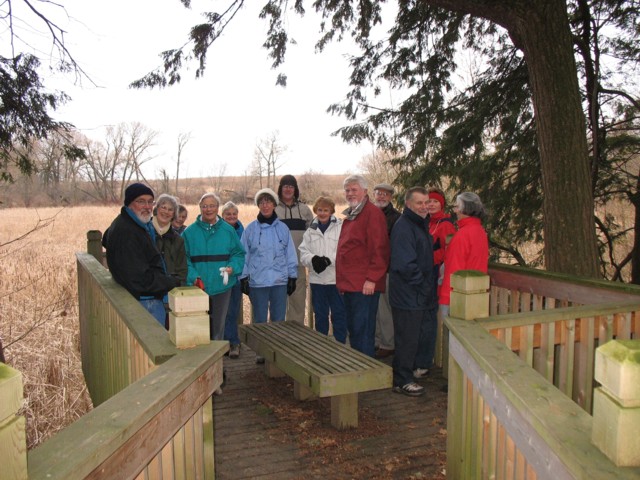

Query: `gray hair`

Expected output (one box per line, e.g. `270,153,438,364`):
221,201,238,215
154,193,179,221
456,192,486,220
343,174,368,190
405,186,428,203
199,192,221,206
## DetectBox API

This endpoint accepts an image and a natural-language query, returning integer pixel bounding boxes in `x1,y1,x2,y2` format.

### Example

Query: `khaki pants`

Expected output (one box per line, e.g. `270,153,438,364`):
286,264,307,324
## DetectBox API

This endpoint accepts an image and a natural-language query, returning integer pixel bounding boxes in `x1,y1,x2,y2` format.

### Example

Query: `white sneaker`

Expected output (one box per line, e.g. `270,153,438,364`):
392,382,425,397
413,368,430,379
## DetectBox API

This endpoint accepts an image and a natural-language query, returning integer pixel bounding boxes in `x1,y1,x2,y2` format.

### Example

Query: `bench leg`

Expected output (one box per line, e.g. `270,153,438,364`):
330,393,358,429
294,380,315,401
264,360,285,378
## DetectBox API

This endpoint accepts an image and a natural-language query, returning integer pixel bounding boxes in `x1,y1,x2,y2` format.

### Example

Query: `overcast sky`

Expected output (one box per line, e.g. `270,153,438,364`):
27,0,381,178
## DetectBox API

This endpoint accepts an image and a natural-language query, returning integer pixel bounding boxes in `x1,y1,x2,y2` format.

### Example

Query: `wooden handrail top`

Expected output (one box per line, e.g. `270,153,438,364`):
446,317,640,479
489,263,640,303
478,300,640,330
28,341,228,480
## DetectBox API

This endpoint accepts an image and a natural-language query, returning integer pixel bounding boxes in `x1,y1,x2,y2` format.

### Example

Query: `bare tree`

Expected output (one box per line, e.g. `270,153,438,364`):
174,132,191,196
78,122,158,203
358,150,401,188
253,131,287,190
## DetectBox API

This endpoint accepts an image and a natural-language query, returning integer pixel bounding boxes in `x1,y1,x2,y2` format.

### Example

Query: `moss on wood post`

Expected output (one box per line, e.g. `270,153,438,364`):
592,339,640,466
450,270,490,320
168,287,212,348
0,363,27,480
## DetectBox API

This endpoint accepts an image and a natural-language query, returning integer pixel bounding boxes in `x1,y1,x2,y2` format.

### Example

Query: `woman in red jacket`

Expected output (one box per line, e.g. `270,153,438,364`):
438,192,489,315
427,188,457,296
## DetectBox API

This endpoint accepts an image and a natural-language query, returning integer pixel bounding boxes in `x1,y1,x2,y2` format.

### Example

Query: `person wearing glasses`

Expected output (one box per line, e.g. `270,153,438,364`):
151,193,188,328
275,175,314,324
102,183,180,325
182,193,246,341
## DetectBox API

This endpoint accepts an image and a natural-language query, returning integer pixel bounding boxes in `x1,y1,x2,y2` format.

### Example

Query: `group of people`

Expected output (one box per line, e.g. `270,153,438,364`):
102,173,489,398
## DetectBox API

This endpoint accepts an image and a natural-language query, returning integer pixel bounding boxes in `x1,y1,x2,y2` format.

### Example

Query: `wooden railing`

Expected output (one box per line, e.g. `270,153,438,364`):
3,252,226,479
445,269,640,479
77,252,179,406
446,317,640,480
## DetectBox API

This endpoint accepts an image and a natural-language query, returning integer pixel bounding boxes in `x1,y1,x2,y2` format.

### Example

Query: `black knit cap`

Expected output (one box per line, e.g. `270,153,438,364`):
278,174,299,200
124,183,154,206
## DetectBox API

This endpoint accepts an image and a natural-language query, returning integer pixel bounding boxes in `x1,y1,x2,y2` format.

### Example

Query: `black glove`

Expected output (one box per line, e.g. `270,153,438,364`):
240,277,250,296
287,277,297,296
311,255,325,274
311,255,331,274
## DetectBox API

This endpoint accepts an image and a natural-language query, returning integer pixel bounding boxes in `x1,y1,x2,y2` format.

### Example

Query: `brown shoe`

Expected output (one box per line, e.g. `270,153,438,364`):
375,348,395,358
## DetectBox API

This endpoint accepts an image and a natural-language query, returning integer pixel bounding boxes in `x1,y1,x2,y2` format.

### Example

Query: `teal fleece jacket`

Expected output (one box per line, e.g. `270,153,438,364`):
182,215,246,296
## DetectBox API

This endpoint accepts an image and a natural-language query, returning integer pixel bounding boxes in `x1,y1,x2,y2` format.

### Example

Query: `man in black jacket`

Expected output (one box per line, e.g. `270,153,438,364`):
102,183,179,326
389,186,437,397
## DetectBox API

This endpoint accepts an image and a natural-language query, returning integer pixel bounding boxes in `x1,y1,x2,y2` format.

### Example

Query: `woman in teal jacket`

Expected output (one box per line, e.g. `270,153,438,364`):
182,193,246,340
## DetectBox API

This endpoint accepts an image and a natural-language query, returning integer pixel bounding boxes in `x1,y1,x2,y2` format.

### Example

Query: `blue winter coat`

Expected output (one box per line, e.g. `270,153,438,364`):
240,217,298,288
389,207,437,310
182,215,246,296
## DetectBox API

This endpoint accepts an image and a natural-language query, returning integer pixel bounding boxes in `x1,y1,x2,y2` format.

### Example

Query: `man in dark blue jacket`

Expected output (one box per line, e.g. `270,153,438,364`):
389,186,438,397
102,183,179,326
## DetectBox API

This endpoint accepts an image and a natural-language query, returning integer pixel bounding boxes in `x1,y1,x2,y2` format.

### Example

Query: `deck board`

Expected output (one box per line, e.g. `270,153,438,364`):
214,343,448,479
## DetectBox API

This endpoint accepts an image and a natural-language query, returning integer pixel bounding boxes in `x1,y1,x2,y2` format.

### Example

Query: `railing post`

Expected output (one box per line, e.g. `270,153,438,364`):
168,287,212,348
592,339,640,466
0,363,27,480
86,230,104,264
450,270,490,320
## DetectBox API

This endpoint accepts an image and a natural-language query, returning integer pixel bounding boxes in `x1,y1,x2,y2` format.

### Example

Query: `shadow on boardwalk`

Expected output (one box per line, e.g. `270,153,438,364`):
214,344,448,480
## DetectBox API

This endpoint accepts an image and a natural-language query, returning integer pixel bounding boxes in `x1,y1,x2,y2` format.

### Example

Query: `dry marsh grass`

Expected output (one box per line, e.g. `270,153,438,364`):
0,202,350,449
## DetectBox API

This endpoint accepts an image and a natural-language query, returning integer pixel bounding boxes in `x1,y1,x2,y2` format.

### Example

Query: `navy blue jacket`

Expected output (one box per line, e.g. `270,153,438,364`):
389,207,437,310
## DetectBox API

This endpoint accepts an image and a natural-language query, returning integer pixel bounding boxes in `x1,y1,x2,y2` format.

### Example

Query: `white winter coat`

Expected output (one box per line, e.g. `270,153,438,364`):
298,216,342,285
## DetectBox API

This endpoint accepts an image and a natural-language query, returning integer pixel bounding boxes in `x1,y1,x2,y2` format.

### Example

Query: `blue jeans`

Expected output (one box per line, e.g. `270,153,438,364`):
343,292,380,357
310,284,347,343
392,306,438,387
140,298,166,327
249,285,287,323
224,281,242,346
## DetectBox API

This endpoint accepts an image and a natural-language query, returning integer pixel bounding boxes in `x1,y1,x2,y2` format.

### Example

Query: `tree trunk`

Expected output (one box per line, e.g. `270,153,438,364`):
631,171,640,284
429,0,601,277
512,0,599,277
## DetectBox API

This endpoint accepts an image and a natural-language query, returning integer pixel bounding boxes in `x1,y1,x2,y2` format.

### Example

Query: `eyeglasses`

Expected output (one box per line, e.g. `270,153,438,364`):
258,199,274,205
158,205,174,212
200,204,219,209
134,199,154,207
282,185,295,189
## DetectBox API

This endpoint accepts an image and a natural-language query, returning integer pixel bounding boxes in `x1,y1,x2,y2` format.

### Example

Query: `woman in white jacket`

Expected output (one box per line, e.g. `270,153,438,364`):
299,196,347,343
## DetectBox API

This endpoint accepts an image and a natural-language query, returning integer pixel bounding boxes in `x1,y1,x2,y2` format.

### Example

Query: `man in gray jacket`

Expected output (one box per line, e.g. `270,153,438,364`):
275,174,314,323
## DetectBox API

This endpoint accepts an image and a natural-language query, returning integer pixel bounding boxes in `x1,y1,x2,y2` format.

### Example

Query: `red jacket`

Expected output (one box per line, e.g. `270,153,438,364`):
439,216,488,305
429,211,457,266
336,200,390,293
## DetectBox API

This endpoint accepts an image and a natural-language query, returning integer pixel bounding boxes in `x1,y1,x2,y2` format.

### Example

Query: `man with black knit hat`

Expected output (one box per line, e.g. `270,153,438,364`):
102,182,179,326
275,174,314,323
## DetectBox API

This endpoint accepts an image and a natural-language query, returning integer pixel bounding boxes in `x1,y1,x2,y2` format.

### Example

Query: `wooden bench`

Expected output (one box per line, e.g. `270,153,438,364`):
238,321,392,429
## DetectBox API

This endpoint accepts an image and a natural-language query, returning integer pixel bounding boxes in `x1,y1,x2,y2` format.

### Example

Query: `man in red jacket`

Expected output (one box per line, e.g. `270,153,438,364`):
336,175,390,357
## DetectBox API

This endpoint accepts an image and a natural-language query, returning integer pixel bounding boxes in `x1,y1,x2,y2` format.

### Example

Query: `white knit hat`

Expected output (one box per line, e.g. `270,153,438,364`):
254,188,279,206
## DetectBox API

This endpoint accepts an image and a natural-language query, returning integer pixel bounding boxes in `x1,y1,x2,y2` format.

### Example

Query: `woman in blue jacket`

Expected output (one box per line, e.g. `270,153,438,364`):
182,193,246,341
240,188,298,326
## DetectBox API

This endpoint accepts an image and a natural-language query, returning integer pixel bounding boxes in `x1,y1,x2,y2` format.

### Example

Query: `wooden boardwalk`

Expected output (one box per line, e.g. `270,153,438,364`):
213,344,448,480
